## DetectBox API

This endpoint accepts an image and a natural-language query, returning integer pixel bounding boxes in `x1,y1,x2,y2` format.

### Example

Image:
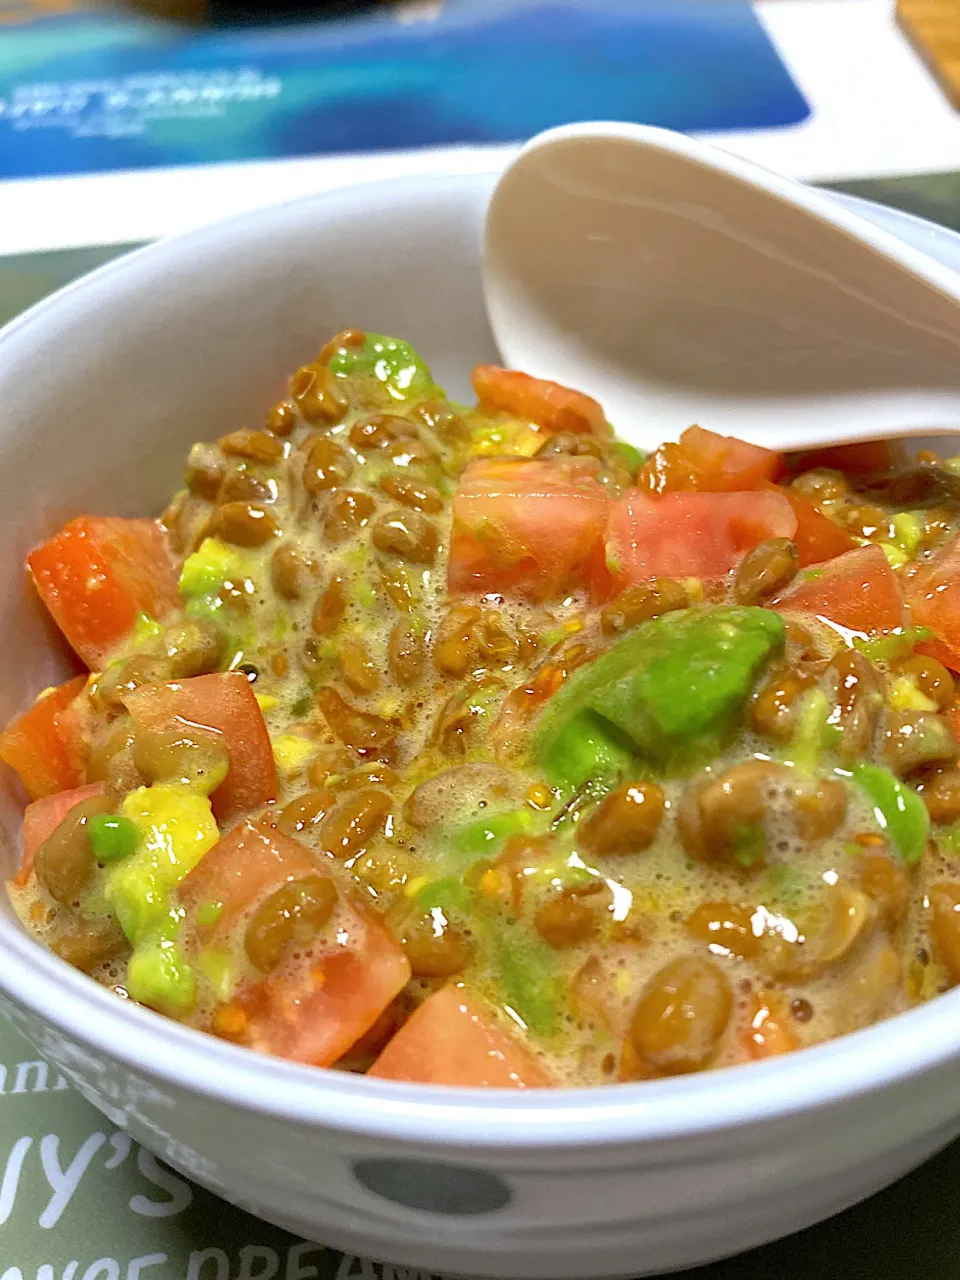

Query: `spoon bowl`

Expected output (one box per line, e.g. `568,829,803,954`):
484,122,960,452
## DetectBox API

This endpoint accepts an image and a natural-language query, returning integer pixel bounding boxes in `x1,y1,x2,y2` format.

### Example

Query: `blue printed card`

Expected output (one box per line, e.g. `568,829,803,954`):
0,0,810,179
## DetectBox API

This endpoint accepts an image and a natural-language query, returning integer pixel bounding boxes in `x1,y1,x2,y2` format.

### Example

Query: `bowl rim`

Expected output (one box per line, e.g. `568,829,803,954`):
1,169,959,1151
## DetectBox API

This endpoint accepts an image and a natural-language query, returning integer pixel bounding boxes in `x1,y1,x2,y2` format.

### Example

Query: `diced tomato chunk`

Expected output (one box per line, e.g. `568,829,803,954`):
605,489,796,587
369,985,553,1087
17,782,106,887
774,544,908,636
448,458,611,600
27,516,180,669
181,819,411,1068
906,534,960,665
124,673,277,822
916,637,960,674
0,676,88,801
765,484,857,568
179,817,316,934
472,365,606,435
637,426,782,495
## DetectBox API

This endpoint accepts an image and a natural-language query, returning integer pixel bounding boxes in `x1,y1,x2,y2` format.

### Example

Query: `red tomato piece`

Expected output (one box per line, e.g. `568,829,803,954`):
0,676,88,801
17,782,106,887
179,817,316,935
27,517,180,668
124,673,277,822
637,426,782,495
605,489,797,587
916,637,960,674
472,364,606,435
774,544,908,636
180,819,411,1068
907,534,960,663
368,985,553,1087
765,484,857,568
448,458,612,600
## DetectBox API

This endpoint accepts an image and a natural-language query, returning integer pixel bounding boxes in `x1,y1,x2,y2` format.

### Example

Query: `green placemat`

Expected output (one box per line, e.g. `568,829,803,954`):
3,173,960,1278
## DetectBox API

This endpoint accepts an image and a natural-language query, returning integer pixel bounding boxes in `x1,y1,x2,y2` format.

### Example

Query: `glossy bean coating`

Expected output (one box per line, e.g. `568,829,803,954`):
275,788,337,837
921,767,960,824
244,874,338,972
324,490,375,543
217,468,273,506
315,687,398,758
388,617,426,686
53,919,128,974
734,538,798,605
826,650,884,765
340,643,379,697
535,894,600,949
897,655,955,711
792,777,848,841
271,544,307,600
265,400,299,437
349,413,409,451
379,474,444,513
133,727,230,793
290,363,347,425
185,442,224,500
312,577,346,636
303,437,353,496
92,653,171,712
750,664,814,742
85,721,137,786
930,883,960,984
855,849,910,929
218,428,284,464
686,902,760,958
400,912,472,976
433,606,482,677
600,579,688,635
207,502,279,548
371,510,438,564
630,956,732,1075
162,619,224,678
319,789,392,859
35,794,115,904
881,710,958,777
579,782,666,856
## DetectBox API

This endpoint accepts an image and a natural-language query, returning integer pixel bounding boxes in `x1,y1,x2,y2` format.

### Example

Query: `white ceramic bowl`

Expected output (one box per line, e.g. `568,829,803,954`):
2,173,960,1280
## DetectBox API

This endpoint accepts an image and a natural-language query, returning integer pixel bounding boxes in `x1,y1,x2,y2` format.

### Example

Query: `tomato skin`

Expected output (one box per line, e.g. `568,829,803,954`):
472,365,606,435
179,817,314,933
906,535,960,666
124,673,277,822
17,782,106,887
448,458,611,600
916,637,960,674
0,676,88,801
27,517,180,668
765,484,857,567
180,819,411,1068
368,984,553,1087
637,426,782,495
605,489,797,586
774,544,908,636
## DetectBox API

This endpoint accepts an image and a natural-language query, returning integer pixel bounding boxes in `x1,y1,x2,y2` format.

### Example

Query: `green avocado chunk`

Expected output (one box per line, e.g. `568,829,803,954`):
534,606,785,788
327,332,438,402
852,762,929,864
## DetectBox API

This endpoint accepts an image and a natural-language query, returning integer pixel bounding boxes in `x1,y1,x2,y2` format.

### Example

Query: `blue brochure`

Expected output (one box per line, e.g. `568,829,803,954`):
0,0,810,179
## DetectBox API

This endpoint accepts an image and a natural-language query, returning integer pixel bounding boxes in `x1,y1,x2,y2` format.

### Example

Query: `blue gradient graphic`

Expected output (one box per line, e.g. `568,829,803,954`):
0,1,810,179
